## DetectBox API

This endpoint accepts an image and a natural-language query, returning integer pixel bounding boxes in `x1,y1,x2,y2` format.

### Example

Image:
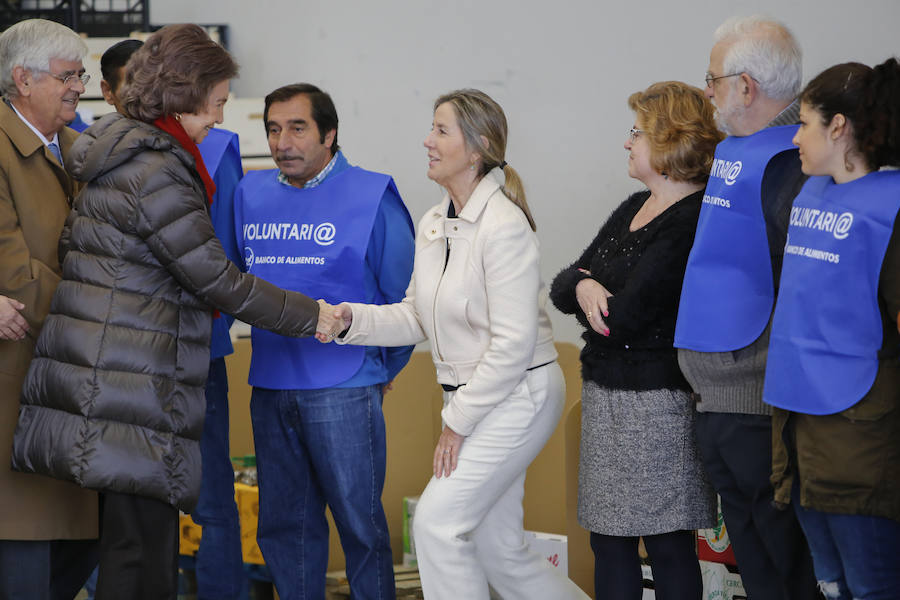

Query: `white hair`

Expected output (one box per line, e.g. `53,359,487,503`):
0,19,88,99
714,15,802,101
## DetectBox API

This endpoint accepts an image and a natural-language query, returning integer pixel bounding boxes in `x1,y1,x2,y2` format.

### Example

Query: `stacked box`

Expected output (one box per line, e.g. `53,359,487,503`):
402,496,419,567
641,561,745,599
525,531,568,574
700,560,746,599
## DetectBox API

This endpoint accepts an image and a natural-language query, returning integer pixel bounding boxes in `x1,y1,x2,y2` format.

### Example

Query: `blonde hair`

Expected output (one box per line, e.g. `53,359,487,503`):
433,89,536,231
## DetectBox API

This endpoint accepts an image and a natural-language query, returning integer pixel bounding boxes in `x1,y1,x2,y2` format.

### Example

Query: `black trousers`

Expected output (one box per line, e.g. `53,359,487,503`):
0,538,97,600
590,530,702,600
95,491,179,600
695,412,818,600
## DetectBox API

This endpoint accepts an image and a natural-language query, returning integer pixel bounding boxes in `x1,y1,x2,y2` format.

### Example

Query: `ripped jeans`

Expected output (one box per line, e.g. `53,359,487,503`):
793,497,900,599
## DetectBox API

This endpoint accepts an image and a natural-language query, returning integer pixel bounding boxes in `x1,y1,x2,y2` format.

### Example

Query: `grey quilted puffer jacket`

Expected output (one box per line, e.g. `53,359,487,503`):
11,113,319,511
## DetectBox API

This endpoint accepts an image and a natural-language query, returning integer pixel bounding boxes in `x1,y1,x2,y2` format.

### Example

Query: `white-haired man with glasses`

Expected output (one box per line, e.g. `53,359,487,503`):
0,18,98,599
674,15,818,600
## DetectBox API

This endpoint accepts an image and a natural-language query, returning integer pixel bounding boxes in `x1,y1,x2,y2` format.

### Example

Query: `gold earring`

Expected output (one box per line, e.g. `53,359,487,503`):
174,113,182,121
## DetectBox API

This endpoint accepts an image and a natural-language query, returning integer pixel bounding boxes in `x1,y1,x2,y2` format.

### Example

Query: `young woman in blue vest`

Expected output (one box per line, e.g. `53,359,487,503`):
319,89,589,600
549,81,721,599
765,58,900,599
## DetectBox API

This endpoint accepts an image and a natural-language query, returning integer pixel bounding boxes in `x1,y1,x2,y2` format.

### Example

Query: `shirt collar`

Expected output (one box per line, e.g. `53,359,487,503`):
8,100,60,147
766,99,801,129
277,151,339,189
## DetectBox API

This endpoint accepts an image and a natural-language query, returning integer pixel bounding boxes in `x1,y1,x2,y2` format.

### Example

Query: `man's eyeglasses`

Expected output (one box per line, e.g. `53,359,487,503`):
628,127,645,142
704,72,742,88
44,71,90,87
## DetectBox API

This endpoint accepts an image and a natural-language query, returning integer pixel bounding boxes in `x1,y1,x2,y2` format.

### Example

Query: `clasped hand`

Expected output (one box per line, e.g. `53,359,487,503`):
0,295,28,341
315,299,352,343
575,270,613,336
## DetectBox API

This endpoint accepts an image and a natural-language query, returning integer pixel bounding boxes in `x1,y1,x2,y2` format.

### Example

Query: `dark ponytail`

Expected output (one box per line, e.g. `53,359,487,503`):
857,58,900,169
800,58,900,170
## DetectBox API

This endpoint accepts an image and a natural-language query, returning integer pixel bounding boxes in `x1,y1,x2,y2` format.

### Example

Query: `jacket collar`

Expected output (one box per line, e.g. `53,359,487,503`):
429,166,505,223
1,99,46,159
0,99,77,165
0,99,77,202
68,112,197,184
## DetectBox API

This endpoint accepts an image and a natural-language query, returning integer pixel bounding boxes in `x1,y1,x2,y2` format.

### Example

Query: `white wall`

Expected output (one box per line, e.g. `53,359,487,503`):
151,0,900,344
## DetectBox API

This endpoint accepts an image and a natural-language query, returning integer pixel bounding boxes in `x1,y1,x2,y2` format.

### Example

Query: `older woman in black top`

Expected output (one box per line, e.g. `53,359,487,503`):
550,81,722,599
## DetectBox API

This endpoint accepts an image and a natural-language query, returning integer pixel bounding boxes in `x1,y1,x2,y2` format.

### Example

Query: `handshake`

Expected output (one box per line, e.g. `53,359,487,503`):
315,300,352,343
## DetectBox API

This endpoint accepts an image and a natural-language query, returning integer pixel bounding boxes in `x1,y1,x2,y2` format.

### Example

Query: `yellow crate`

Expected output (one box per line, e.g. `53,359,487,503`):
180,483,265,566
179,513,202,557
235,483,265,565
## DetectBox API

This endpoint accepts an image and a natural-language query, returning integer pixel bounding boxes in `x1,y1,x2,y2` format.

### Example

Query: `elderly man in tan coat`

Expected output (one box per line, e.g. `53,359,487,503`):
0,18,98,599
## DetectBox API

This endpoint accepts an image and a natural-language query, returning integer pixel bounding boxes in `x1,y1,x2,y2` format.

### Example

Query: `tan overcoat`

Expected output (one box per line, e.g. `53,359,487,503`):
0,100,98,539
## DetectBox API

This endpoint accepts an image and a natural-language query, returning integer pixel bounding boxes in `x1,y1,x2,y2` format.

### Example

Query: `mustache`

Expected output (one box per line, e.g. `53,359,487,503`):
276,153,303,162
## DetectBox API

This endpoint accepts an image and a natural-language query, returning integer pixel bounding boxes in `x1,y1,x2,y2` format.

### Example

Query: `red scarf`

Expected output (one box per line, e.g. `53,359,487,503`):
153,114,216,205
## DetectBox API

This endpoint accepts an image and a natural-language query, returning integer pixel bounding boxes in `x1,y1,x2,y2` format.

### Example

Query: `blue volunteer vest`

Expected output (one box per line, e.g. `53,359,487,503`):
235,166,394,389
675,125,799,351
199,128,242,360
199,127,240,177
764,172,900,415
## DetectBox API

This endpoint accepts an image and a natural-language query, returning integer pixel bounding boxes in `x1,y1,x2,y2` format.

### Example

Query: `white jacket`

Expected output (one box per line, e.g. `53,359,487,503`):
338,168,557,436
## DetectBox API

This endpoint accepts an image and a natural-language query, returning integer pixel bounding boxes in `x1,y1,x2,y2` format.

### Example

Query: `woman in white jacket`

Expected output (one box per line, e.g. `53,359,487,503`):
319,89,587,600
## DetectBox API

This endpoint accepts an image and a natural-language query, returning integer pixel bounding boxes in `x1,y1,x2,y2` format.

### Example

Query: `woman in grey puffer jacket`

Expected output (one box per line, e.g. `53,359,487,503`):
11,24,321,599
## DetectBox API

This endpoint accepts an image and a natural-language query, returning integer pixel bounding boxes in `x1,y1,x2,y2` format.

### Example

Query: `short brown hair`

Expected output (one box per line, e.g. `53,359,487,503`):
627,81,723,184
263,83,339,154
120,24,238,122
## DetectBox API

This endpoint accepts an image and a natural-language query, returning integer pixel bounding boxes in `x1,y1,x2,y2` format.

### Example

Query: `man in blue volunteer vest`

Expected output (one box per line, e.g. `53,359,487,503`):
98,39,143,114
673,16,817,599
234,83,415,600
194,127,247,600
92,39,249,600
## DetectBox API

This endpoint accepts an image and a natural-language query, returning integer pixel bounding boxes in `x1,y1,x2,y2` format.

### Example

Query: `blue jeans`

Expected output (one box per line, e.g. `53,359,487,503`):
794,498,900,599
250,385,394,600
193,358,245,600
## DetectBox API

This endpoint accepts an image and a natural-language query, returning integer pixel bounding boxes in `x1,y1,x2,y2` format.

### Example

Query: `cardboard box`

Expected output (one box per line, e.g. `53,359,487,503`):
525,531,568,574
697,496,737,566
700,560,746,599
402,496,419,567
225,342,582,573
641,560,745,599
221,98,271,159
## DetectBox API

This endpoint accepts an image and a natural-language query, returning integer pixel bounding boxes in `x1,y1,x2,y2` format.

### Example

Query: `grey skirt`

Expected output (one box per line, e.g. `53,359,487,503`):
578,381,715,536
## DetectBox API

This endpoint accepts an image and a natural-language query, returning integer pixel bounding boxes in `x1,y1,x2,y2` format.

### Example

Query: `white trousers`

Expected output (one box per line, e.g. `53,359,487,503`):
414,362,589,600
